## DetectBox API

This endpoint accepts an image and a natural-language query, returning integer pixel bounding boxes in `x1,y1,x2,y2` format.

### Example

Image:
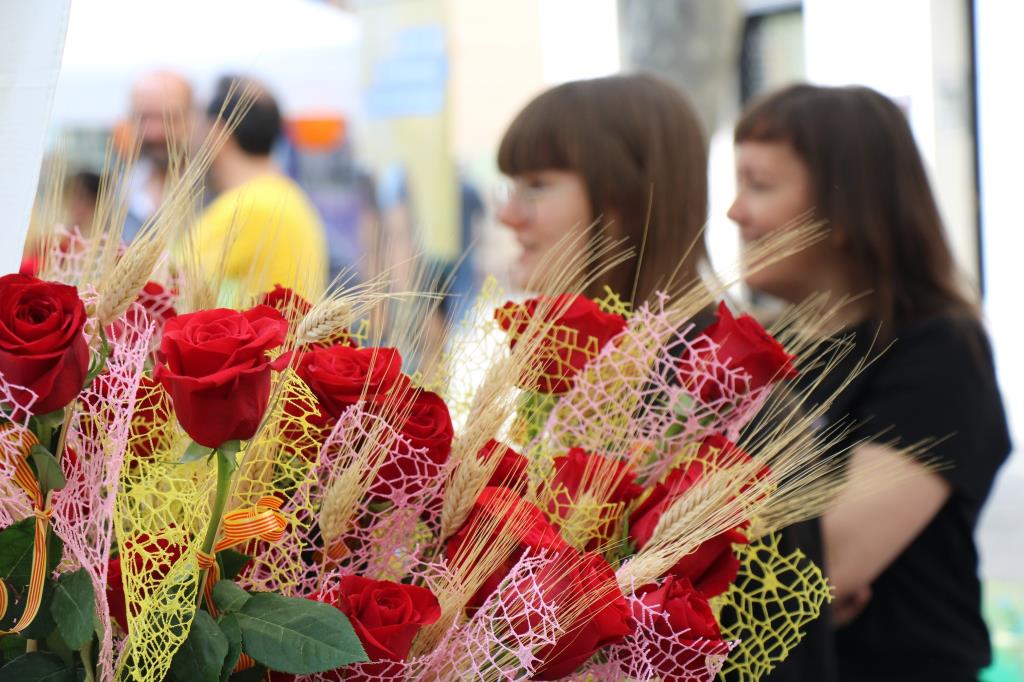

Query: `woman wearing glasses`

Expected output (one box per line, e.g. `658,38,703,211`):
495,73,709,308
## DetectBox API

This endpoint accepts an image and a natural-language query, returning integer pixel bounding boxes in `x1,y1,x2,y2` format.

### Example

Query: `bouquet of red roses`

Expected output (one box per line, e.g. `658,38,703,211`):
1,247,841,682
2,130,845,682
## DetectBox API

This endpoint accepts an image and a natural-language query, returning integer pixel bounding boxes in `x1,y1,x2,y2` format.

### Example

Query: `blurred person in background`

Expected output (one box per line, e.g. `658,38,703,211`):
496,73,709,313
194,75,328,302
20,170,103,277
123,70,195,242
728,83,1011,682
66,170,101,236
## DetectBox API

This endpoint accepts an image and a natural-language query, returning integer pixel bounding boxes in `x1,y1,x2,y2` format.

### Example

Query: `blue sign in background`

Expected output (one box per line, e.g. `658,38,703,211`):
365,24,448,119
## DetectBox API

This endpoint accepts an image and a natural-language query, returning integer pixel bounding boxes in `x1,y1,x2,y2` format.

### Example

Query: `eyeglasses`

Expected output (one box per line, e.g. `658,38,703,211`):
492,177,548,213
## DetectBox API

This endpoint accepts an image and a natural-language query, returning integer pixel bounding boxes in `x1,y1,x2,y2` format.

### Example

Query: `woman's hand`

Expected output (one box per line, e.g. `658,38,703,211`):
832,585,872,626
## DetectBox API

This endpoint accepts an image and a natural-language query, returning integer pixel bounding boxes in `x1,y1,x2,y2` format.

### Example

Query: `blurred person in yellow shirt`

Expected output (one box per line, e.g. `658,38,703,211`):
194,76,328,303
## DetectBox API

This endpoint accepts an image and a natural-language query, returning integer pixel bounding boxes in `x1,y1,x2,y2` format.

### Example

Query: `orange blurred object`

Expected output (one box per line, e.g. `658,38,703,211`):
112,119,136,157
286,115,346,151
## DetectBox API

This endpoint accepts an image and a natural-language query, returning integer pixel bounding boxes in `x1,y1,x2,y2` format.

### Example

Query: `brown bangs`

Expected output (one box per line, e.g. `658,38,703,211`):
497,85,583,176
734,84,823,146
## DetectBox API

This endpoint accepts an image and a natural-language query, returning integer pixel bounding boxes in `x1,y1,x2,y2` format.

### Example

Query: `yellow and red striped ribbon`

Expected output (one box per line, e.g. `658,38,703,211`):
197,495,286,617
195,495,285,672
0,424,52,635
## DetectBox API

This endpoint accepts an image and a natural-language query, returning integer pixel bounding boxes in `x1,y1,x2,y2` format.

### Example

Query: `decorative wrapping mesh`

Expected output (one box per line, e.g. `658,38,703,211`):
53,301,154,680
240,398,451,600
713,533,832,681
113,425,211,681
440,276,512,433
296,552,566,682
520,296,772,551
539,296,771,480
578,587,735,682
0,379,36,526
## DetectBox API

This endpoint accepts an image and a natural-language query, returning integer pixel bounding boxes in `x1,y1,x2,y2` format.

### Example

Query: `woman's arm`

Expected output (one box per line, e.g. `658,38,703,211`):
822,442,951,625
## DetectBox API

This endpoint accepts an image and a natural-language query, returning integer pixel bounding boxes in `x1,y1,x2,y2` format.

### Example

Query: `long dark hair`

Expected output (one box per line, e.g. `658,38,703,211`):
498,73,708,306
735,84,976,332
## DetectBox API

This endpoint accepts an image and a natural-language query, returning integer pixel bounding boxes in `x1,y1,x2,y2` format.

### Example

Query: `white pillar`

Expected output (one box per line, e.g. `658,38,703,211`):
802,0,978,288
975,0,1024,471
0,1,71,275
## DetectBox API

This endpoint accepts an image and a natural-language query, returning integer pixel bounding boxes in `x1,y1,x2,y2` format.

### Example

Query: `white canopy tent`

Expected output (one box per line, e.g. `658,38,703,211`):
51,0,362,128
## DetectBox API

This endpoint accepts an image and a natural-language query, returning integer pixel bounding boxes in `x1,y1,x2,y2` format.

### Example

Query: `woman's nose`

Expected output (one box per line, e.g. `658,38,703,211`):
726,195,745,225
497,199,528,230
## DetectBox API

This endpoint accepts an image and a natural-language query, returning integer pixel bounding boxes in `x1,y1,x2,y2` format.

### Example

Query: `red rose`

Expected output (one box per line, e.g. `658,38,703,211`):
257,283,312,318
478,439,528,490
495,294,627,394
446,487,569,612
295,345,403,420
530,552,634,679
548,447,643,549
135,281,177,326
697,302,797,389
316,575,440,663
277,377,329,463
127,375,173,460
105,281,177,346
631,575,729,680
106,530,186,633
154,305,287,447
372,387,453,495
0,274,90,415
83,372,172,461
629,435,756,598
259,284,355,348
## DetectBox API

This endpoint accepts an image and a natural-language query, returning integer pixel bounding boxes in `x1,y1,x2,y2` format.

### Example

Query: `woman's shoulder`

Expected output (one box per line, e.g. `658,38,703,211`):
853,312,1010,499
875,312,996,385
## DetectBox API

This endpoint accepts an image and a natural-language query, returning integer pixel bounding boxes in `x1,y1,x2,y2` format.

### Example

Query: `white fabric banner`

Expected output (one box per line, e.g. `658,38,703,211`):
0,1,71,275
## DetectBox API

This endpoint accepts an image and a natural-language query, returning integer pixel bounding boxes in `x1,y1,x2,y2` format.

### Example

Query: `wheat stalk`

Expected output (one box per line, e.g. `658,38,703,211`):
295,299,354,346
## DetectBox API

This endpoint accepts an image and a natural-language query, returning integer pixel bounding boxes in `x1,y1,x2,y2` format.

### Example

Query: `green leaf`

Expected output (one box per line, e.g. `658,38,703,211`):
50,569,96,649
672,391,695,418
29,444,66,493
180,440,214,464
20,580,57,639
44,628,75,669
169,609,229,682
212,581,250,615
217,614,243,682
217,440,242,457
0,518,63,592
0,651,75,681
31,409,66,432
0,518,35,587
216,549,251,581
0,633,27,664
235,592,366,674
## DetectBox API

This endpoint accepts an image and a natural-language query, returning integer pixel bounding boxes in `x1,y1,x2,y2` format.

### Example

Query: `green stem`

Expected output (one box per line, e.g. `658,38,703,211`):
197,446,237,606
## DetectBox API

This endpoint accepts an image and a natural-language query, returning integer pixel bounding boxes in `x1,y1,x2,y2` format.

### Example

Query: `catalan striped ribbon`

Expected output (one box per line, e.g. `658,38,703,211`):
195,495,286,672
196,495,286,618
0,423,52,635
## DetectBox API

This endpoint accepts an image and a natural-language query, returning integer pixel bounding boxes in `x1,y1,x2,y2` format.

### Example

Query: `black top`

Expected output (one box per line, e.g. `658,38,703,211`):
780,314,1011,682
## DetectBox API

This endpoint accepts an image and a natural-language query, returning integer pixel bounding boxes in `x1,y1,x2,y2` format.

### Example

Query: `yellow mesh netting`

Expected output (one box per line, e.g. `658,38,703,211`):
230,370,325,597
714,532,832,681
114,384,211,682
111,369,324,680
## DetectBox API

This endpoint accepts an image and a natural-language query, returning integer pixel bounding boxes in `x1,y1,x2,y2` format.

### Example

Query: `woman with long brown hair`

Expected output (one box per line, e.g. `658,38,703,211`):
729,83,1011,681
496,72,709,308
